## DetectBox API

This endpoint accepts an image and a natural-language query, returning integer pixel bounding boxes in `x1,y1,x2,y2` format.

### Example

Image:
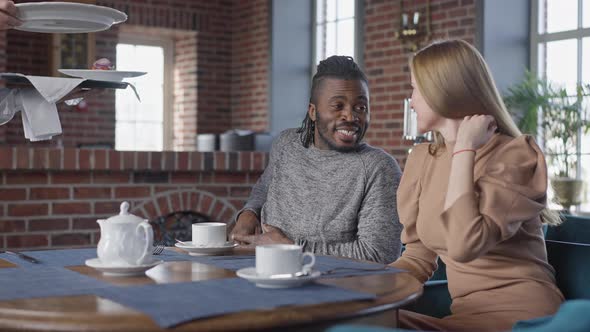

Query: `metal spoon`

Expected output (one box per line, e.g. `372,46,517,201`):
267,270,311,279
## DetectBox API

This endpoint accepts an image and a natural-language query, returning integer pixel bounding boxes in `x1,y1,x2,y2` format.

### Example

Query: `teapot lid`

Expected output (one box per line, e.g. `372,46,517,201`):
106,202,145,224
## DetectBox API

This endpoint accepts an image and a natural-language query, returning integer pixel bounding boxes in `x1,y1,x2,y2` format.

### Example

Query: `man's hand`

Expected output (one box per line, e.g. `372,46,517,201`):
230,210,261,244
232,224,294,246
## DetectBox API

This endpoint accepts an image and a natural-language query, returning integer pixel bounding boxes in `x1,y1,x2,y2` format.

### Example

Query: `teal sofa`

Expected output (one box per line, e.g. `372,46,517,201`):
402,214,590,320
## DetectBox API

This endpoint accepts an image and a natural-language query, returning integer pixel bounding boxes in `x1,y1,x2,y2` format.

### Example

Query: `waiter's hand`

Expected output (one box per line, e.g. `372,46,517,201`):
0,1,22,30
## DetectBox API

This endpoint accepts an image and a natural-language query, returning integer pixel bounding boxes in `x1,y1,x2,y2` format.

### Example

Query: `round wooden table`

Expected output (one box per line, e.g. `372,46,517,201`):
0,248,422,331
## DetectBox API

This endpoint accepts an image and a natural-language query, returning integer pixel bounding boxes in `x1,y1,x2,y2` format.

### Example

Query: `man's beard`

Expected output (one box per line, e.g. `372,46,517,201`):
315,113,366,152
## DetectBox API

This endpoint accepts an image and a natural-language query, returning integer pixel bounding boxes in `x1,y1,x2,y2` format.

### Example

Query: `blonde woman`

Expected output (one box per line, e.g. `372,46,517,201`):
390,39,564,331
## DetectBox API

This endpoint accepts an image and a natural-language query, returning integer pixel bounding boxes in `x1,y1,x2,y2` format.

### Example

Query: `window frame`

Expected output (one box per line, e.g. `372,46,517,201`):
530,0,590,213
116,33,174,151
311,0,364,75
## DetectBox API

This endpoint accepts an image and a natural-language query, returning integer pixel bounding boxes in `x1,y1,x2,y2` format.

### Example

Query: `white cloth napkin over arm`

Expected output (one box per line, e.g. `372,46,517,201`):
24,75,85,103
18,88,62,141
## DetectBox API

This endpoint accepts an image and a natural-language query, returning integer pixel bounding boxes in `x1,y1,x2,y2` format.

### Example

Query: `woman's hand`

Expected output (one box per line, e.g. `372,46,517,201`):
455,115,497,151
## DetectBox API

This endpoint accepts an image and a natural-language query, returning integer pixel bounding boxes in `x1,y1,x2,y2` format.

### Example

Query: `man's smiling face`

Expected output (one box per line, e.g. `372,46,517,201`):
309,78,370,152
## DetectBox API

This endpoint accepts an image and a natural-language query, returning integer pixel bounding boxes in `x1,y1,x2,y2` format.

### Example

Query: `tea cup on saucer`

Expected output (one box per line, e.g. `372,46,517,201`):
255,244,315,278
192,222,227,247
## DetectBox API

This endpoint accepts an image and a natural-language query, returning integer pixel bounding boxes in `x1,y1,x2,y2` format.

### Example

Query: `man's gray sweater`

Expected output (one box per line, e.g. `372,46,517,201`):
242,129,403,264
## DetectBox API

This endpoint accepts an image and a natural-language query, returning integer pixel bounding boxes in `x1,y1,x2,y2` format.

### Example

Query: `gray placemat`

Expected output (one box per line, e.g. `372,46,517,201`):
0,248,99,267
96,277,376,328
0,248,194,268
0,266,109,301
186,255,404,278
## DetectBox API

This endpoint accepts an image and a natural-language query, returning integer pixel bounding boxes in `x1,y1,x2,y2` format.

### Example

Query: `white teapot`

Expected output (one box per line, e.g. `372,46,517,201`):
97,201,154,266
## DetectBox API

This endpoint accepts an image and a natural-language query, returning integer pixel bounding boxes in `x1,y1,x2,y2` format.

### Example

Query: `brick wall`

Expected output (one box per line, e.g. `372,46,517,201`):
363,0,477,165
230,0,270,132
173,33,199,150
0,148,266,249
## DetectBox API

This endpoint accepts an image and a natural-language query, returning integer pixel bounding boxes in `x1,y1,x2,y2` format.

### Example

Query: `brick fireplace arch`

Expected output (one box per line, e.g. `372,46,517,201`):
130,189,238,224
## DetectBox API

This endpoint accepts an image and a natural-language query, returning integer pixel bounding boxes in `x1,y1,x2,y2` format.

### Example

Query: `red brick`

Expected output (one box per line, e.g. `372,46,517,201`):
0,220,26,232
230,186,251,197
115,186,151,198
210,201,224,220
170,192,182,212
137,151,149,170
79,150,91,169
29,219,69,231
164,152,175,170
200,172,214,183
63,148,77,169
5,172,48,184
151,152,162,170
214,152,226,170
52,172,91,184
240,152,251,171
171,173,198,183
73,217,101,230
177,152,189,170
95,201,122,215
15,146,30,169
93,172,130,184
157,196,170,215
32,148,49,169
215,172,247,183
190,152,202,170
74,187,112,199
6,234,48,248
143,201,159,218
30,187,70,200
201,186,230,197
94,150,107,170
122,151,135,169
49,149,62,169
199,195,213,214
8,203,48,217
189,192,201,211
0,188,26,201
0,147,13,169
53,202,91,215
51,233,92,246
108,150,121,170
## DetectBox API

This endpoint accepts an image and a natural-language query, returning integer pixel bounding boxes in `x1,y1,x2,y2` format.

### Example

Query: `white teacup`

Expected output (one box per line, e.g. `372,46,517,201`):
192,222,227,247
255,244,315,277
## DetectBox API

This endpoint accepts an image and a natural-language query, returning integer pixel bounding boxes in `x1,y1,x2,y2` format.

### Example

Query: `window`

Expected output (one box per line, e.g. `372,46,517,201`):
531,0,590,213
313,0,362,68
115,35,173,151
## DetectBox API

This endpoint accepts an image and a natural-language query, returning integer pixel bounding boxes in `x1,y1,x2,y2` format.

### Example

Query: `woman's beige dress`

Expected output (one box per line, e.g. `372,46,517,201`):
391,134,564,331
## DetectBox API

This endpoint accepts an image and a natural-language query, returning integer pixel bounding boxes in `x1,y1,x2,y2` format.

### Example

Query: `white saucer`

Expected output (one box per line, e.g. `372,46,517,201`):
15,2,127,34
174,241,238,256
59,69,147,82
85,258,163,276
236,267,322,289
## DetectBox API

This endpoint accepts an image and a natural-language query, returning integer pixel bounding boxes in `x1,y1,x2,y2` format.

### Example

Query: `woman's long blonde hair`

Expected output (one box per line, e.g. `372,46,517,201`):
410,39,561,226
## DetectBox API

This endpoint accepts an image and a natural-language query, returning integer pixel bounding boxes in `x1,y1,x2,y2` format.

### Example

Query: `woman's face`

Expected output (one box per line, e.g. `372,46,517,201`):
410,71,444,134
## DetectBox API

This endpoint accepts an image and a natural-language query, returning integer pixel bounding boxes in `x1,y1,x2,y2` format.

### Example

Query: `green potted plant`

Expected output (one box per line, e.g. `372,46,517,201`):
504,72,590,211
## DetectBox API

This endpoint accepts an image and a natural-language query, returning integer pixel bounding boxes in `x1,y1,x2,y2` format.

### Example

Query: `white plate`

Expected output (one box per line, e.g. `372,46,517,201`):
85,258,163,277
58,69,147,82
174,241,238,256
236,267,321,289
15,2,127,33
